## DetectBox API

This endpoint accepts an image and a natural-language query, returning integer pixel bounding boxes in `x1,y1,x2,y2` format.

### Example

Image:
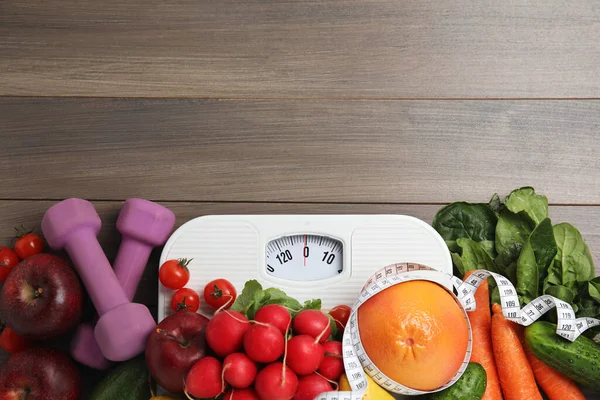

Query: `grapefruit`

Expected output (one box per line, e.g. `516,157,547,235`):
357,280,469,391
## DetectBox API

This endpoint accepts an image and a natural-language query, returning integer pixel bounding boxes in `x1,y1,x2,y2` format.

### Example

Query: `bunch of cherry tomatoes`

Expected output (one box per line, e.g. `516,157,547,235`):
0,227,45,355
159,258,238,313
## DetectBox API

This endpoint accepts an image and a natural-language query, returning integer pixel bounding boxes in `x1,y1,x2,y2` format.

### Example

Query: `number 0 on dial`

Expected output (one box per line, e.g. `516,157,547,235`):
265,234,343,281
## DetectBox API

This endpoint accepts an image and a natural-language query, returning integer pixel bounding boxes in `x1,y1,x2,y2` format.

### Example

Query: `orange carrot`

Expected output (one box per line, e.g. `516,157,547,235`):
525,347,586,400
463,271,503,400
491,303,542,400
512,325,586,400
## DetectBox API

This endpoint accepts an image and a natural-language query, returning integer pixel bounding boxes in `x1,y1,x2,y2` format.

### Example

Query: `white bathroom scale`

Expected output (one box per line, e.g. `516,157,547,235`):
158,214,452,321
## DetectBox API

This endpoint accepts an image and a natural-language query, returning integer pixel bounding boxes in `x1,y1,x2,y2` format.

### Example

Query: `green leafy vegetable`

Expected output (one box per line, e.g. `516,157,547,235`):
432,202,498,254
230,280,262,314
504,187,548,225
545,285,576,308
488,193,505,215
495,209,534,267
452,238,498,277
548,223,595,291
230,280,321,319
516,218,557,305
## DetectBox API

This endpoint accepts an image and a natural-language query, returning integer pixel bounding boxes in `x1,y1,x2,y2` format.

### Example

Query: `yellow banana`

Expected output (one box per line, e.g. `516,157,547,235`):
339,372,396,400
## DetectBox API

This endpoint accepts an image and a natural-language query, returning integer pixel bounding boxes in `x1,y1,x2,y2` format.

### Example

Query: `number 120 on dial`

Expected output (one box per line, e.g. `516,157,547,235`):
265,234,343,282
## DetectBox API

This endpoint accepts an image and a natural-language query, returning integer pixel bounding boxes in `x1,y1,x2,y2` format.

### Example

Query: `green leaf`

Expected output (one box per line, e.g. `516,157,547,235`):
495,209,534,267
545,285,575,305
488,193,505,215
230,280,262,313
302,299,322,310
588,278,600,303
505,187,548,226
551,223,595,291
231,280,320,319
453,238,498,278
327,313,339,340
516,218,557,305
433,202,498,254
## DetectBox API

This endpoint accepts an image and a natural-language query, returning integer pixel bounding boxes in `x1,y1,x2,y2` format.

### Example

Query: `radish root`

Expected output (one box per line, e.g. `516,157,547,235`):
315,371,339,390
314,316,331,344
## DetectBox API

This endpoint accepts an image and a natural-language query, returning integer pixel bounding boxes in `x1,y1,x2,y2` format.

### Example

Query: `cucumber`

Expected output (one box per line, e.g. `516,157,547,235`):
89,356,151,400
525,321,600,391
422,362,487,400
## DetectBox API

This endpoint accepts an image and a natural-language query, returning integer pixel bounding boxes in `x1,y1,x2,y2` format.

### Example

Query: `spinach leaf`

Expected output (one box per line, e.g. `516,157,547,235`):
488,193,505,215
545,285,576,305
516,218,557,305
505,187,548,226
452,238,498,277
495,209,534,267
550,223,595,291
433,202,498,254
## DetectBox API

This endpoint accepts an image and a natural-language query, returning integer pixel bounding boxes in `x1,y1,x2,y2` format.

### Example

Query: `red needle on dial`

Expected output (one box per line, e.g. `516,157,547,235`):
303,235,307,266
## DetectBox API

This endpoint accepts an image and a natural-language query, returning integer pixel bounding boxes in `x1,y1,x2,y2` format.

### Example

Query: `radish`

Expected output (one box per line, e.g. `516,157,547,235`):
286,335,324,375
317,341,344,380
254,304,292,335
255,362,298,400
243,323,285,363
223,352,257,389
293,310,331,343
184,356,224,399
293,374,333,400
223,388,261,400
206,310,250,357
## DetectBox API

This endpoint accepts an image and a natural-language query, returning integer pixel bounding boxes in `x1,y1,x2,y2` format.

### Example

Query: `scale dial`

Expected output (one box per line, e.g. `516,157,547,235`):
266,234,343,281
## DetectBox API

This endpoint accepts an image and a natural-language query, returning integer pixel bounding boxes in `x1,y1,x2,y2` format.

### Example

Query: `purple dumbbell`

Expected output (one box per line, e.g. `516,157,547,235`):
42,198,158,362
70,199,176,369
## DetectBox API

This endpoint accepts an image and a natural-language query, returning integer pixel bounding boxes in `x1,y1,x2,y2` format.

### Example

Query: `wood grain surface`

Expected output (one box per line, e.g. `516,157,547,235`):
2,1,600,98
2,98,600,204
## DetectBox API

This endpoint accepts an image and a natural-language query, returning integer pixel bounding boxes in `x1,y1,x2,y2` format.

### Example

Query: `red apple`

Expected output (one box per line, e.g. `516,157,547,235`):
0,254,83,340
146,311,210,394
0,347,80,400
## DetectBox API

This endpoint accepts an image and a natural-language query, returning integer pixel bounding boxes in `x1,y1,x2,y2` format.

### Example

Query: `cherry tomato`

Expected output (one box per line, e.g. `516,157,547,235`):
159,258,192,290
13,230,44,260
171,288,200,313
0,325,30,354
203,279,237,310
0,247,20,282
329,305,351,332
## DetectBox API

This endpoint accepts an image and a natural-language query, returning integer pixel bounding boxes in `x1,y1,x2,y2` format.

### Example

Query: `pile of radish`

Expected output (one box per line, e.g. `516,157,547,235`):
185,305,344,400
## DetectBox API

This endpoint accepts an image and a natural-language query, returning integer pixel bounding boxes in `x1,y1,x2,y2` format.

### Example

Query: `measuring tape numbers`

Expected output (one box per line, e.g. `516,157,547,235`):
315,262,600,400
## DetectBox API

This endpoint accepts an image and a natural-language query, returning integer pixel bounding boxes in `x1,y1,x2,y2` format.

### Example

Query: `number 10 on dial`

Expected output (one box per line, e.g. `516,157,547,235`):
265,234,343,281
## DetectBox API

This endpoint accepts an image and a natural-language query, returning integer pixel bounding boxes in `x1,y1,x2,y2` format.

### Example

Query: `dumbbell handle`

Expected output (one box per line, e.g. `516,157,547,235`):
65,232,128,315
114,238,153,301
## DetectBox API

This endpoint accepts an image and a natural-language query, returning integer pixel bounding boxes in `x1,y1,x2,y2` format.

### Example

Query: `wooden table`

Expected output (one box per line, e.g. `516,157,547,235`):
1,0,600,397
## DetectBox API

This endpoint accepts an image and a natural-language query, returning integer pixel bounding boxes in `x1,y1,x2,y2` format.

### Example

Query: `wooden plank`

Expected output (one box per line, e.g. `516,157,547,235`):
1,1,599,98
2,98,600,204
1,201,599,308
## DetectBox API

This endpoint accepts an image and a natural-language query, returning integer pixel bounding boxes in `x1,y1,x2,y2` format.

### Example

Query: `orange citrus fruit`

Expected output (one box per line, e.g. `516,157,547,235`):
358,280,469,391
